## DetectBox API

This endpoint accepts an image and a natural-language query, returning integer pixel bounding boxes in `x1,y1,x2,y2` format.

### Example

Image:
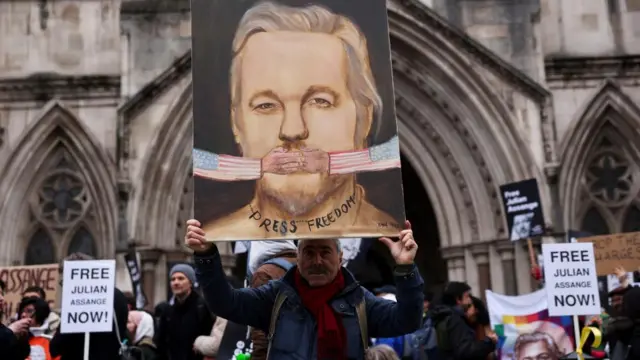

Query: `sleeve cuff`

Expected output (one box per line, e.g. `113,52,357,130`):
393,264,416,277
194,246,220,262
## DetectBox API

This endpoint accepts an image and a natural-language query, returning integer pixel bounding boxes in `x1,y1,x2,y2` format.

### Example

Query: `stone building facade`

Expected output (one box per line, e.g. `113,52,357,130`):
0,0,639,305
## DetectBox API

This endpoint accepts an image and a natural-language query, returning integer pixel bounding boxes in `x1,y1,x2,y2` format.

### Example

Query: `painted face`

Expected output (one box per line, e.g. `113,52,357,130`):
170,272,191,297
517,341,556,360
297,239,343,287
234,31,359,215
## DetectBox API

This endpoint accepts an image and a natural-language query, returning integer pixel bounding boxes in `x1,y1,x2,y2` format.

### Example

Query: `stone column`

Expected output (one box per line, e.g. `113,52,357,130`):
470,244,491,301
496,240,517,295
442,246,465,282
139,249,161,310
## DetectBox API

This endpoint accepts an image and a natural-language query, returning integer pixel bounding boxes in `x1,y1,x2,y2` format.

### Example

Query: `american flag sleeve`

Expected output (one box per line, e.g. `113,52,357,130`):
192,148,262,181
329,135,401,175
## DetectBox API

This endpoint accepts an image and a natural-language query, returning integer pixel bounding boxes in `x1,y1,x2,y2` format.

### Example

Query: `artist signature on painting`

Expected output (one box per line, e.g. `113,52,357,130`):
377,222,402,230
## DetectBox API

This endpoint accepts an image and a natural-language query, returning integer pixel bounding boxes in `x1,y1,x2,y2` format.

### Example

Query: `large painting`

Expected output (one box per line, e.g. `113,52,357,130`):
191,0,405,241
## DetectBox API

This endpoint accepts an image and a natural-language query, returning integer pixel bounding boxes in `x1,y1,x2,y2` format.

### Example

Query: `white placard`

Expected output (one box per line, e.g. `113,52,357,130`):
542,242,601,316
61,260,116,334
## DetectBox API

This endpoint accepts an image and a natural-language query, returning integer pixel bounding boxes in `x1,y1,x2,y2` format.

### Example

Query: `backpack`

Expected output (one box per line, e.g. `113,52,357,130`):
407,317,442,360
264,290,368,359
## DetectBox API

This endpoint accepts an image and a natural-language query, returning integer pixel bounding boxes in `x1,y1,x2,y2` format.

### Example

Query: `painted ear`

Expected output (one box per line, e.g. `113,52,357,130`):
359,104,374,148
230,109,243,154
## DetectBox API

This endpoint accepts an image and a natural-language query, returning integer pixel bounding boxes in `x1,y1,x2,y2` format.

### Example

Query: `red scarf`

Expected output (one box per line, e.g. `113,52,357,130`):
294,270,347,360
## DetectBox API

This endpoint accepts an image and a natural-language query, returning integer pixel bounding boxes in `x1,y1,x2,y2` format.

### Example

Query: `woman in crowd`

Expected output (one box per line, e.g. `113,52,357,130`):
17,296,58,360
466,296,497,360
128,310,158,360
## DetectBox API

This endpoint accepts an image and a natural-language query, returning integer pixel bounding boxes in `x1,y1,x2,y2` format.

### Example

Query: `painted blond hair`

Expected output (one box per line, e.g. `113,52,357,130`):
365,344,400,360
229,1,383,146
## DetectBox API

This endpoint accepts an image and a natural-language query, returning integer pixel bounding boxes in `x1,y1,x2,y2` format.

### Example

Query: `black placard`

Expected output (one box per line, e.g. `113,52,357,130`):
499,178,546,241
124,250,148,309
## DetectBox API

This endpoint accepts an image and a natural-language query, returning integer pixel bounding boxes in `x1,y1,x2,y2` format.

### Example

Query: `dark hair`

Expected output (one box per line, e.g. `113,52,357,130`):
18,296,50,326
0,279,5,292
23,286,46,300
122,291,136,309
424,291,434,303
442,282,471,306
471,296,490,326
623,287,640,320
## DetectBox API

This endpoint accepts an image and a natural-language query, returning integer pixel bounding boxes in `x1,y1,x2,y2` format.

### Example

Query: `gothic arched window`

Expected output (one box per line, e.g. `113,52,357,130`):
24,144,99,265
578,123,640,235
175,171,194,245
25,228,56,265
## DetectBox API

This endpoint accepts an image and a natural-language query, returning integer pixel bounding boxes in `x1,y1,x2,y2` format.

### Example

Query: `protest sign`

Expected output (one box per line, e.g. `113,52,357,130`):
0,264,59,320
124,250,148,309
542,243,601,316
191,0,405,241
60,260,116,334
577,231,640,276
499,179,545,241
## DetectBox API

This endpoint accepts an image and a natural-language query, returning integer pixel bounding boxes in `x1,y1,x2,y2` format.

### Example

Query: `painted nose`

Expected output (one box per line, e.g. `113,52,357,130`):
279,105,308,142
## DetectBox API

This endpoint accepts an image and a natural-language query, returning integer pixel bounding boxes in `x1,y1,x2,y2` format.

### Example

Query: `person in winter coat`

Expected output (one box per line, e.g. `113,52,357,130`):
0,279,31,360
50,252,130,360
17,296,59,360
186,219,424,360
465,296,496,360
155,264,216,360
22,286,60,336
128,310,158,360
430,282,497,360
246,241,298,360
193,316,229,359
605,287,640,360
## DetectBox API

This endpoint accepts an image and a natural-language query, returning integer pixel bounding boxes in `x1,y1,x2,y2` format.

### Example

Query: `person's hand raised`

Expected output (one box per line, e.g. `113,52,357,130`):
8,317,31,336
378,220,418,265
185,219,213,253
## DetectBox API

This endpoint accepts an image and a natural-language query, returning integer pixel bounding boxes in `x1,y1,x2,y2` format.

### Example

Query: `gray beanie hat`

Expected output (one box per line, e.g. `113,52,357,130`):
170,264,197,287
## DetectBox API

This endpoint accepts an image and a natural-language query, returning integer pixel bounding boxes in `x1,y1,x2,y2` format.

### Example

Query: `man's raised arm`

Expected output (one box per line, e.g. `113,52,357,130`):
194,245,276,331
187,219,276,332
367,220,424,337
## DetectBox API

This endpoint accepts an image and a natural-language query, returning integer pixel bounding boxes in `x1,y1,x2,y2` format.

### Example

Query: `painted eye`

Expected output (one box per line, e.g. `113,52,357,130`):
308,98,332,107
255,103,277,111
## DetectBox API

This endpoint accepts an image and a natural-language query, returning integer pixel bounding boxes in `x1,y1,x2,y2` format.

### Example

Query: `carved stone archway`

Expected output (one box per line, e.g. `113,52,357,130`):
0,101,118,264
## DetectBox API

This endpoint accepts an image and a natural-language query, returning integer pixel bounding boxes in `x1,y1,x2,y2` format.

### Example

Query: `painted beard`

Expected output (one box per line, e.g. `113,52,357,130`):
258,172,348,217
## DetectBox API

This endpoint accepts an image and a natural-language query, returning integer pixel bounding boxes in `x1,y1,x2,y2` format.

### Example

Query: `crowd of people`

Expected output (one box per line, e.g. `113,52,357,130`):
1,219,639,359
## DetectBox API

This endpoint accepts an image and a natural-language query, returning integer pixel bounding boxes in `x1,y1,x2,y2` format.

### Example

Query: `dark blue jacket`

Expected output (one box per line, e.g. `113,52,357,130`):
194,246,424,360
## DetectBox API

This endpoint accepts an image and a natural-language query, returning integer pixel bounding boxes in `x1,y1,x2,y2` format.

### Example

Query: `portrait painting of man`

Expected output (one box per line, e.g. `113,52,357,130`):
191,0,405,241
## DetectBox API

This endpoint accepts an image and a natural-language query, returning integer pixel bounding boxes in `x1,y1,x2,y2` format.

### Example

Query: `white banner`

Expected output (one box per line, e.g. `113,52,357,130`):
486,289,575,360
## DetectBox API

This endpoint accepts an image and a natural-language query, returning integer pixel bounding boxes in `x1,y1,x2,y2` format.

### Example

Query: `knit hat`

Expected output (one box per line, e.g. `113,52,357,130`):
170,264,197,287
